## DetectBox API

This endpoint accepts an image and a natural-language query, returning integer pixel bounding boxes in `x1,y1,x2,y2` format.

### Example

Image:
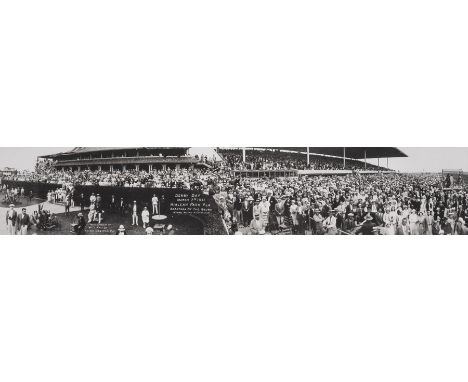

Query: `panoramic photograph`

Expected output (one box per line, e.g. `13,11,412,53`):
1,147,467,235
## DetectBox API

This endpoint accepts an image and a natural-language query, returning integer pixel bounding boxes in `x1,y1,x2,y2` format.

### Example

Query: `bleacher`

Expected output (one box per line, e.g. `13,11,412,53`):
218,148,393,172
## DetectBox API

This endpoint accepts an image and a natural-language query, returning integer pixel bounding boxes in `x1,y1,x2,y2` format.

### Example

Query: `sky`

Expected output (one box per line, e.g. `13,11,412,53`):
0,147,467,172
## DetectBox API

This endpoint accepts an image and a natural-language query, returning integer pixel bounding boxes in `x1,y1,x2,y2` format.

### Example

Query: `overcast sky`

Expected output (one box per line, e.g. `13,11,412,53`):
0,147,466,172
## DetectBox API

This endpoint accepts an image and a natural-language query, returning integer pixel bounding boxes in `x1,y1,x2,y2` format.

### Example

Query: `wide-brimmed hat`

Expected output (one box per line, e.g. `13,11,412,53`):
9,204,15,207
247,196,254,201
364,214,373,221
118,225,125,231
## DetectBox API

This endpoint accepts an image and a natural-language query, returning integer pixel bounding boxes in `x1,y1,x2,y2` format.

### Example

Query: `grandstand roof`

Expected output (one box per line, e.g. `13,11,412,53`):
260,147,407,159
41,147,190,159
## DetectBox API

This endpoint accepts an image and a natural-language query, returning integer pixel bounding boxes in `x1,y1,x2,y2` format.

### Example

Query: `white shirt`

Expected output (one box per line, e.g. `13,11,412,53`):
323,216,337,229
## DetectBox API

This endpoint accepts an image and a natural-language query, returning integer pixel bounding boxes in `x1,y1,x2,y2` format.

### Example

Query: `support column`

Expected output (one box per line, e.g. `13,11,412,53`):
135,164,139,171
343,147,346,169
307,147,310,166
78,166,81,172
364,150,367,170
163,164,167,171
149,164,153,172
387,157,389,169
98,165,102,171
378,158,380,168
242,147,246,163
122,164,126,171
110,165,113,173
176,164,180,170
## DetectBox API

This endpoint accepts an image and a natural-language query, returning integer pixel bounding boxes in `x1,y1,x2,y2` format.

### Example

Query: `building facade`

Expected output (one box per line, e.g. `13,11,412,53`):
0,167,18,178
39,147,201,172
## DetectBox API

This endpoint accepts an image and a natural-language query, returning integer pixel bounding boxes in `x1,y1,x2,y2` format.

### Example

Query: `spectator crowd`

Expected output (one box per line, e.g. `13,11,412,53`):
218,149,389,171
2,150,468,235
214,173,468,235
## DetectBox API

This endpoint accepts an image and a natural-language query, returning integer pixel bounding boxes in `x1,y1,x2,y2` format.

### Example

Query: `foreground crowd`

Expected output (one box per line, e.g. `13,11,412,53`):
3,170,468,235
2,186,175,235
214,173,468,235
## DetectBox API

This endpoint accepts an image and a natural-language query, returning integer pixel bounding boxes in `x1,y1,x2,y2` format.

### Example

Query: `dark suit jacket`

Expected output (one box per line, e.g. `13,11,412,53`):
17,213,30,226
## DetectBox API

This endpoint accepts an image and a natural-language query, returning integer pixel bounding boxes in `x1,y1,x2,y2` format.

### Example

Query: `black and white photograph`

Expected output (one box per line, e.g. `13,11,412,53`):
2,0,468,381
1,147,467,236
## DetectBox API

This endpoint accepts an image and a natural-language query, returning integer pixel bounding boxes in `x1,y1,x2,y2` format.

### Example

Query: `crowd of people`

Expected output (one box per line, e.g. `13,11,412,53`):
218,149,389,171
5,167,225,189
2,150,468,235
4,203,60,235
213,173,468,235
2,186,176,235
2,149,393,191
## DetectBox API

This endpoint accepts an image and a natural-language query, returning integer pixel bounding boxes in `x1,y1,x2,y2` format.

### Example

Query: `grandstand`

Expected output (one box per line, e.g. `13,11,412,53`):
218,147,407,174
39,147,202,172
3,146,468,236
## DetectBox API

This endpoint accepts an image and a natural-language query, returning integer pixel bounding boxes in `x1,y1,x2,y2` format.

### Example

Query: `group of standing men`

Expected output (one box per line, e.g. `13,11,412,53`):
5,204,31,235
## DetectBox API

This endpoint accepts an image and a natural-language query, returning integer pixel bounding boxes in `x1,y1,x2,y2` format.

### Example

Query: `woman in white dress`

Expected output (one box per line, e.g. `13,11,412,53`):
386,216,397,235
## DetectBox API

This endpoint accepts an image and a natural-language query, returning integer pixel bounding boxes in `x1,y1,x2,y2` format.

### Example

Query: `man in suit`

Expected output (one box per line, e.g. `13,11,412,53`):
79,193,86,212
119,197,126,216
16,208,31,235
95,194,103,223
232,194,243,224
5,204,18,235
109,194,117,214
242,196,253,227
